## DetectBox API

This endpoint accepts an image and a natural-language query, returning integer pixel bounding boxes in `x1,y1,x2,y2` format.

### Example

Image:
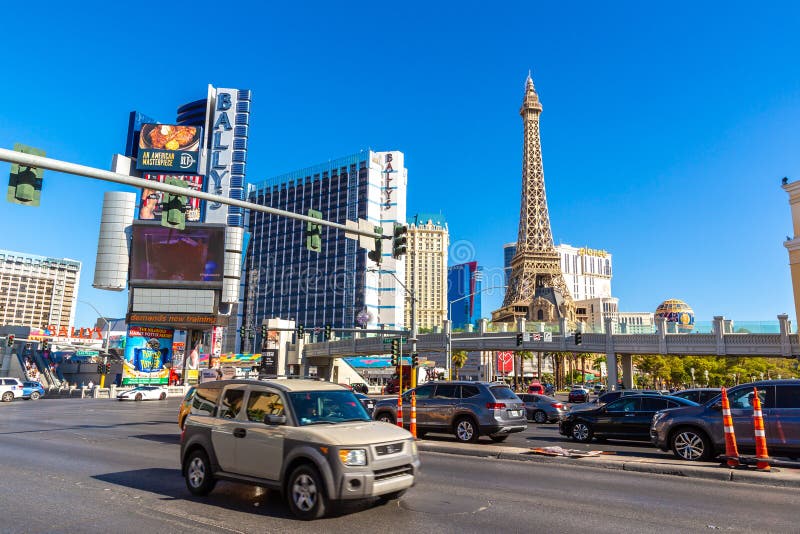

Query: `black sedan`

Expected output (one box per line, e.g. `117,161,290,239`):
559,394,698,443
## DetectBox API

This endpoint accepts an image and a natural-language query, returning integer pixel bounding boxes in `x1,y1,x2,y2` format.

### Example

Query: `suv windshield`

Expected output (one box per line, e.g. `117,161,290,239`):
288,390,370,426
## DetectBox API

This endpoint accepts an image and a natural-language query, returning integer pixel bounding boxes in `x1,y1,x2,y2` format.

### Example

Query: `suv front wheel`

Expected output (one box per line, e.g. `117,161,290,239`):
671,427,713,462
287,464,328,520
184,449,216,496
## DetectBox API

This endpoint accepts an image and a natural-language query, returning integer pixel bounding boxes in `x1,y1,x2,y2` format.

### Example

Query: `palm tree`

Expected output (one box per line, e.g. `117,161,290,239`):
451,351,468,379
516,351,534,391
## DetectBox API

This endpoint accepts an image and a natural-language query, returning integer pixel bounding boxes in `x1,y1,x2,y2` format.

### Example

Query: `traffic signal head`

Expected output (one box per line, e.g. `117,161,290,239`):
6,334,14,347
97,363,104,374
392,223,408,259
160,177,189,230
105,363,112,374
367,226,384,264
516,333,523,346
575,332,583,345
261,325,268,338
391,338,400,357
305,209,323,253
297,324,305,337
411,352,419,367
324,324,332,341
7,144,45,207
41,339,49,352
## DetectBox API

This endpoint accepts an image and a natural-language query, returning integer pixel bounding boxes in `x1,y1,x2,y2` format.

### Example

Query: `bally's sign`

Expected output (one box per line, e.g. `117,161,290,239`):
205,87,250,225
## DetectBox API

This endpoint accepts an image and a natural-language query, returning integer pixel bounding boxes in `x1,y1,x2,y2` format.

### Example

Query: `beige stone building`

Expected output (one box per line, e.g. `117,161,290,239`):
0,249,81,329
404,214,449,330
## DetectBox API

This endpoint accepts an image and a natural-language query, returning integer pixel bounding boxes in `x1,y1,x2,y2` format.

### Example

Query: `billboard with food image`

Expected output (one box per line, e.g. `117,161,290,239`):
123,325,174,385
136,123,201,173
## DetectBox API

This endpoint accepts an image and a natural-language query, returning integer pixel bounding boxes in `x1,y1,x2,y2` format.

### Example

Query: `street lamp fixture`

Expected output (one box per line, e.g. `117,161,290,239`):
446,285,507,381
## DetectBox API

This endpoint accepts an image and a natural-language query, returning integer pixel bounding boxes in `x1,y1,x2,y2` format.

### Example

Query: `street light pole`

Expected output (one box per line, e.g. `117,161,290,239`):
446,285,506,381
368,268,418,387
78,299,111,388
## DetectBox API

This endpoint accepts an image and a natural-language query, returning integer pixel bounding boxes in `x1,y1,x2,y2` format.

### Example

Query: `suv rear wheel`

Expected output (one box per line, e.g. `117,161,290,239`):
287,464,328,520
185,449,216,496
454,416,480,443
671,427,713,462
30,391,40,400
533,410,548,424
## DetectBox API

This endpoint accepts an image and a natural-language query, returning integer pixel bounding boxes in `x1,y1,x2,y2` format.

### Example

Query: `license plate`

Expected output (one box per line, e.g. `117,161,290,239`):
508,410,522,418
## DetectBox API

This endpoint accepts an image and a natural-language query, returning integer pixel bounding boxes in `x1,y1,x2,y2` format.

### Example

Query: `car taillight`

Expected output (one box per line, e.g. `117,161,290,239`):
551,403,564,409
486,402,506,409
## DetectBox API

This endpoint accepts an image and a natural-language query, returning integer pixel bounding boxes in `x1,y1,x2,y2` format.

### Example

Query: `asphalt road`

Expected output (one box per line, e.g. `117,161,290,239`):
0,398,797,533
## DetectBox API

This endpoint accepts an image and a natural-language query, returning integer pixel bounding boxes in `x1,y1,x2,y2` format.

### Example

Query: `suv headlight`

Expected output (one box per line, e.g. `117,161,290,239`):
339,449,367,466
410,439,418,456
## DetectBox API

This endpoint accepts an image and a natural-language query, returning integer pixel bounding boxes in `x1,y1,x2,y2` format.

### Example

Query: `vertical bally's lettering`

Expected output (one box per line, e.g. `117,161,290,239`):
383,153,394,210
209,91,233,210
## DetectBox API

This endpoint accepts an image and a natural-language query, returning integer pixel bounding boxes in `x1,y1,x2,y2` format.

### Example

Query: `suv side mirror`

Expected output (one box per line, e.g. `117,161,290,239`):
264,414,287,425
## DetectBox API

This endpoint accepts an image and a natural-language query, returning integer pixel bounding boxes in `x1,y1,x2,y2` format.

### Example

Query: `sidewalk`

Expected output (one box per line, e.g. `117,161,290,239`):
417,440,800,488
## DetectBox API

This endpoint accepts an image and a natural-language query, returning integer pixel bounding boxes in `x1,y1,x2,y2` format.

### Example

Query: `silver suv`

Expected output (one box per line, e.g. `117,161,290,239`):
0,378,25,402
372,381,527,443
651,379,800,461
180,379,419,520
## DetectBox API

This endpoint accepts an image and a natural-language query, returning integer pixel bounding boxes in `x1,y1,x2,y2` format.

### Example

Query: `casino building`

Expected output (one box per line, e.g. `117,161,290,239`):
0,249,81,330
243,151,407,351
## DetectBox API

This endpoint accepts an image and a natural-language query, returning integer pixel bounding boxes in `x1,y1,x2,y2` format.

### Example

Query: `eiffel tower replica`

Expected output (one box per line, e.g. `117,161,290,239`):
493,74,575,325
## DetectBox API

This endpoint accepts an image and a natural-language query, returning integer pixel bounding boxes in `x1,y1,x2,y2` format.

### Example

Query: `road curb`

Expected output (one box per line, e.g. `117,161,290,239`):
417,442,800,488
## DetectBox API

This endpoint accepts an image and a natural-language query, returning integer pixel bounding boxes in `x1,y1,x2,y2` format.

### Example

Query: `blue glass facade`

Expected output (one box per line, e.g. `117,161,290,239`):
503,243,516,285
244,153,370,348
448,261,482,329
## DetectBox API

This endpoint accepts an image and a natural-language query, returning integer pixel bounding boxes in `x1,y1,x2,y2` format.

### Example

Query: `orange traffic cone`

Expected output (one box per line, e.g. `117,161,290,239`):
721,387,740,467
396,393,404,428
410,391,417,438
751,388,771,471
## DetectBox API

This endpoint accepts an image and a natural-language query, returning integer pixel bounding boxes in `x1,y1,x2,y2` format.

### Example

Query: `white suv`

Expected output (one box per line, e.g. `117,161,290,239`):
181,379,419,520
0,378,25,402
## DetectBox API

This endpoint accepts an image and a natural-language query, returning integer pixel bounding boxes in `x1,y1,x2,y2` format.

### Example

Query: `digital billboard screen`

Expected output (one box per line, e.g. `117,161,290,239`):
135,123,201,173
130,223,224,286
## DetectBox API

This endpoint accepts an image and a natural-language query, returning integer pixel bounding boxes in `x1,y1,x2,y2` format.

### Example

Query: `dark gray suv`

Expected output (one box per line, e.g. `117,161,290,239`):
651,380,800,461
373,381,527,443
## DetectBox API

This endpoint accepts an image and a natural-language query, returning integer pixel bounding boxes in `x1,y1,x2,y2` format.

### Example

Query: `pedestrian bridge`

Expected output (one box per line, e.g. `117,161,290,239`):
302,315,799,389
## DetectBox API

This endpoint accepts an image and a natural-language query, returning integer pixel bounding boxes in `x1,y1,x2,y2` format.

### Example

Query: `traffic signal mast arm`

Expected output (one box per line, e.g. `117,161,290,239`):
0,148,384,241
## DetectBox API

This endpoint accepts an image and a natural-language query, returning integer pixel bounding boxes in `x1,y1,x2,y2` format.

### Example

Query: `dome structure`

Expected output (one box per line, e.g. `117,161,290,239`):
655,299,695,332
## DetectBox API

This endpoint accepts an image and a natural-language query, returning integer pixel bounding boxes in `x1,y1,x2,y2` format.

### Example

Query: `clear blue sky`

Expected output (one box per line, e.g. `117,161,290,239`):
1,1,799,328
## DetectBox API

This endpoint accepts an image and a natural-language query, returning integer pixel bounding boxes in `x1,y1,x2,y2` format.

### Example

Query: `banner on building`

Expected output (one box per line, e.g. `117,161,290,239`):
122,325,174,385
138,174,204,222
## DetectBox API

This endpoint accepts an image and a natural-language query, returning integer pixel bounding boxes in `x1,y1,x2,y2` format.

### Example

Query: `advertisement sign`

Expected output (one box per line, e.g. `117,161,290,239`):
136,123,200,173
497,351,514,374
122,325,174,385
129,223,225,285
205,88,250,225
139,174,203,222
260,349,278,377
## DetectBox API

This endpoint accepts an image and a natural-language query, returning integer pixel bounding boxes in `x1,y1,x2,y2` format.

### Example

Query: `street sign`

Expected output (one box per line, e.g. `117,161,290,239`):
383,337,407,344
523,333,531,342
313,327,321,334
544,332,553,342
